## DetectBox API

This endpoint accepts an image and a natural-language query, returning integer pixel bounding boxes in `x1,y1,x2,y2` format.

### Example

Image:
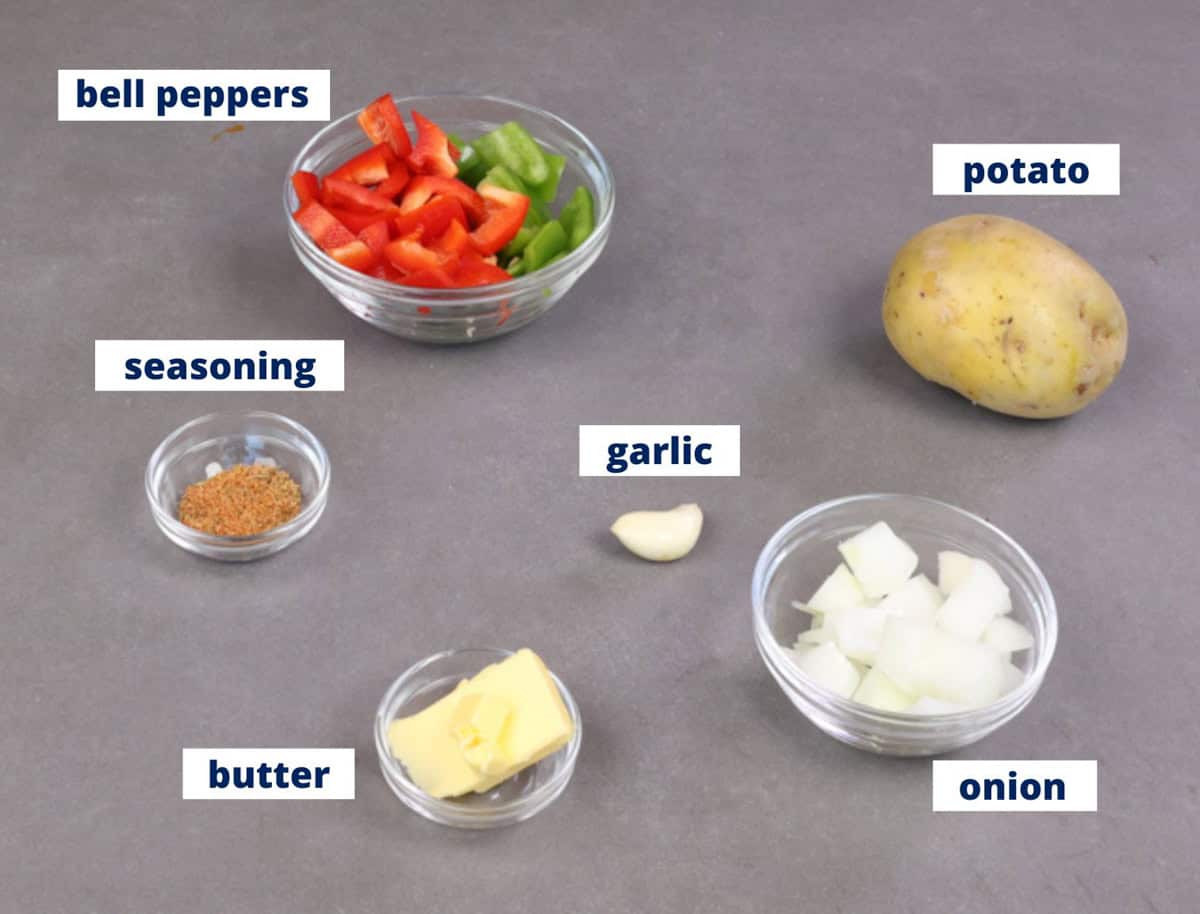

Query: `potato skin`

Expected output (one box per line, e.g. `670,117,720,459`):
882,214,1127,419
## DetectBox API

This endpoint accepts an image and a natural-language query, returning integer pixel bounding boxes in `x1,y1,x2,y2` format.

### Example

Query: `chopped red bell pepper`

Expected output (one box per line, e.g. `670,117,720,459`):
329,240,377,272
399,267,457,289
469,184,531,255
294,201,359,250
293,101,542,288
431,219,473,257
453,252,514,287
384,237,451,275
322,177,400,214
374,165,411,202
366,260,407,281
293,202,376,273
407,110,458,178
357,94,412,158
357,220,391,259
392,196,468,241
328,143,394,185
291,170,320,207
324,206,389,234
399,175,486,225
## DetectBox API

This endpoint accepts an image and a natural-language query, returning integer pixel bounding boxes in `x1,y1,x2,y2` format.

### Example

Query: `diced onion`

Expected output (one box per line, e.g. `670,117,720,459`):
781,526,1030,714
837,522,919,599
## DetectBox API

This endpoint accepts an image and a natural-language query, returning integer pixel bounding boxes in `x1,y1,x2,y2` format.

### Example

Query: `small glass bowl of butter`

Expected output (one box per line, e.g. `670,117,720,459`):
374,648,582,829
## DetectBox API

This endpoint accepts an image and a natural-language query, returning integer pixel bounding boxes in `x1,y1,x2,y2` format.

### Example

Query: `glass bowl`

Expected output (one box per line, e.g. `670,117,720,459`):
285,93,614,343
374,648,582,829
145,411,330,562
752,494,1057,756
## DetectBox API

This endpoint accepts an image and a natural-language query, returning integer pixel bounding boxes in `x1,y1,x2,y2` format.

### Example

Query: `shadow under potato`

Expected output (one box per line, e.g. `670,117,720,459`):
833,270,945,400
834,272,1074,428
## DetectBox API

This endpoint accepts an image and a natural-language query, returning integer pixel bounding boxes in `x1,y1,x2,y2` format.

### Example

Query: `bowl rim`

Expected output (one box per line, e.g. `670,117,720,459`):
144,410,332,549
752,492,1058,730
373,646,582,825
284,92,615,305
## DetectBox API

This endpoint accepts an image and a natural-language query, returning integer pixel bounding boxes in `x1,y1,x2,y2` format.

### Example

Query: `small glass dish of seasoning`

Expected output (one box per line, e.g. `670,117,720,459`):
374,648,582,829
145,411,330,562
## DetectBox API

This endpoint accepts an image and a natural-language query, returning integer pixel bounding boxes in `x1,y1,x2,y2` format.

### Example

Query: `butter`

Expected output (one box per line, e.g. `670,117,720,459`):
388,649,574,799
386,680,483,799
450,693,513,776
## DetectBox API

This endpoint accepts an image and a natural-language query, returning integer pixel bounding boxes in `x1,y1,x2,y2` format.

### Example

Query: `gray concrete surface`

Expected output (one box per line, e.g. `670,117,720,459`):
3,0,1198,911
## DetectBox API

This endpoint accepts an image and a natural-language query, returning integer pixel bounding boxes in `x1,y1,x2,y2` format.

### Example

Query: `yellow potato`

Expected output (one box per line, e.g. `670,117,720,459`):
882,214,1127,418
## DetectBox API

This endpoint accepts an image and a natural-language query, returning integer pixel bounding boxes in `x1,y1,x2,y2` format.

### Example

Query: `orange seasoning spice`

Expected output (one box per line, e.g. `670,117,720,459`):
178,464,302,537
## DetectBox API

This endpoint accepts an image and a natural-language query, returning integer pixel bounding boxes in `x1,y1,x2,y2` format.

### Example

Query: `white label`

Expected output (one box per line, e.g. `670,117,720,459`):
95,340,344,391
579,425,740,477
58,69,330,121
932,144,1119,195
182,748,355,799
932,760,1097,812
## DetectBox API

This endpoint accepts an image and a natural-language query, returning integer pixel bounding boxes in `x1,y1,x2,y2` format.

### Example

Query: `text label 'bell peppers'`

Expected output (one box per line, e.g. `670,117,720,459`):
290,96,599,289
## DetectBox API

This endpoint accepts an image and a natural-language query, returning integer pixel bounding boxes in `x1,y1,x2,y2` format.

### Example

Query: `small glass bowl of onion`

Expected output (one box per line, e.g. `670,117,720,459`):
751,494,1057,756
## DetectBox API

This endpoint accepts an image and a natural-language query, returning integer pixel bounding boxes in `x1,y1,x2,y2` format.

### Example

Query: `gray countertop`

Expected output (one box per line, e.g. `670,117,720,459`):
3,1,1199,911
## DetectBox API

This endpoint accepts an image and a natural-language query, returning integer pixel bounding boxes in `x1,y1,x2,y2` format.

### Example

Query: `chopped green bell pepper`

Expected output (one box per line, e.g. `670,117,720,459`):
501,225,537,260
558,186,595,250
472,121,549,187
521,220,568,273
447,132,487,187
528,153,565,203
478,162,526,194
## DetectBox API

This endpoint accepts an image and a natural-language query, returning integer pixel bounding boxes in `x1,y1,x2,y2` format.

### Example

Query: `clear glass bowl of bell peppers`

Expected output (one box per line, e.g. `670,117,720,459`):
285,94,613,343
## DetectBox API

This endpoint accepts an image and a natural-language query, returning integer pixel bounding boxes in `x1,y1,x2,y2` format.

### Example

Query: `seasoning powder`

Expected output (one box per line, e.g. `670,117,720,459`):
178,464,302,536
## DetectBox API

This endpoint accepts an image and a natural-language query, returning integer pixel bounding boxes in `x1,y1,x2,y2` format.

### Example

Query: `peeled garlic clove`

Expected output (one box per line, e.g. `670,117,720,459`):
610,503,703,562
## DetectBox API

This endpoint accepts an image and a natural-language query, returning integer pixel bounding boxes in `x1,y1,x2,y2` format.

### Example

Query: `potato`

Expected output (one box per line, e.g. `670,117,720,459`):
882,214,1127,418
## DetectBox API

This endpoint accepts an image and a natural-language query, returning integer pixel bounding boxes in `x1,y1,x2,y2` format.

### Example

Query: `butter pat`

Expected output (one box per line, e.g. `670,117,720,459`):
388,649,574,799
386,680,483,799
450,693,513,776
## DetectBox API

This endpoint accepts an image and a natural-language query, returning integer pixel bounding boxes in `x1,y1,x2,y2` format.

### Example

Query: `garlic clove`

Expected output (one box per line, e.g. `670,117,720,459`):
610,503,703,562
